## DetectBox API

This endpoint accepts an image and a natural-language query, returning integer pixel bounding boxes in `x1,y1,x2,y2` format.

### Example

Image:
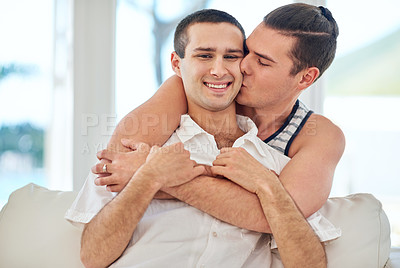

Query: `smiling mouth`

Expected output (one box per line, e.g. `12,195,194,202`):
204,82,232,91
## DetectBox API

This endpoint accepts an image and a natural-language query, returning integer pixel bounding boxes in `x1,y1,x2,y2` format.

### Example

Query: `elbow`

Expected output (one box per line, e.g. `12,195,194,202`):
80,249,95,268
314,247,327,268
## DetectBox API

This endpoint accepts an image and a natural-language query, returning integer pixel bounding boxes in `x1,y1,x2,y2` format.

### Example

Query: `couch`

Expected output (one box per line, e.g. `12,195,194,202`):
0,183,399,268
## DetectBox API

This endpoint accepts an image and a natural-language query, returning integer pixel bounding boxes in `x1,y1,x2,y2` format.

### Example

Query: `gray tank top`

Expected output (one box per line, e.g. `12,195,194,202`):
264,100,313,156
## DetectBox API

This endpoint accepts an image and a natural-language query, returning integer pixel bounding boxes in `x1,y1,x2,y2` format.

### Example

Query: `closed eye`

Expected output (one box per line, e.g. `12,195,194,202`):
258,59,270,67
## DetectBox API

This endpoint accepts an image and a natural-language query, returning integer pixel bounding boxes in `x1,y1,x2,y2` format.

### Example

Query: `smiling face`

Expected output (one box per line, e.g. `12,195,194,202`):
172,22,244,114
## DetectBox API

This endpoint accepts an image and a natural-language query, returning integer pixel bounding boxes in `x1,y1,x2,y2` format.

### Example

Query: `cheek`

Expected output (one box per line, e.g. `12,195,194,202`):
229,63,243,78
192,65,209,79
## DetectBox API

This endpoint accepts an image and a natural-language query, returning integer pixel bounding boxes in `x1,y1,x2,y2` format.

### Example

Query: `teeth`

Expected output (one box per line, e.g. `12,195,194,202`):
205,82,228,89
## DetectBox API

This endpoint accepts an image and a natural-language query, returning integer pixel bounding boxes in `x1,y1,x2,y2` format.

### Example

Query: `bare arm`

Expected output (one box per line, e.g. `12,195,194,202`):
239,166,327,268
80,169,161,268
258,182,326,268
281,114,345,217
92,75,187,193
108,75,187,153
163,175,269,231
164,115,345,233
80,143,204,268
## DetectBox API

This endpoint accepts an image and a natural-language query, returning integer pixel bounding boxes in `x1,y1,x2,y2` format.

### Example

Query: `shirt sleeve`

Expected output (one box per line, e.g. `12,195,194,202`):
64,132,181,228
64,171,116,228
270,210,342,249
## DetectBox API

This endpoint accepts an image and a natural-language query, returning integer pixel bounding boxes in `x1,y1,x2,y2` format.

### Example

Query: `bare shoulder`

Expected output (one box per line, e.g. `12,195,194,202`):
289,113,345,158
305,113,344,140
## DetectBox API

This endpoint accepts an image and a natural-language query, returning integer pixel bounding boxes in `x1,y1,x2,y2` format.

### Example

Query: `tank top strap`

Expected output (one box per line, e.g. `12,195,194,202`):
264,100,313,156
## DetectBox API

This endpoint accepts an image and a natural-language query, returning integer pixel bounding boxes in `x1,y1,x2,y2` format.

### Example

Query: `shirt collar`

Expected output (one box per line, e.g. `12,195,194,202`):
176,114,267,157
175,114,212,144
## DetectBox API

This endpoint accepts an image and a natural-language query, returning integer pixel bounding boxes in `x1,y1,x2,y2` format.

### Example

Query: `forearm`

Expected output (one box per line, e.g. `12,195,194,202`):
80,174,160,268
108,75,187,152
164,175,272,233
257,179,326,268
81,142,203,267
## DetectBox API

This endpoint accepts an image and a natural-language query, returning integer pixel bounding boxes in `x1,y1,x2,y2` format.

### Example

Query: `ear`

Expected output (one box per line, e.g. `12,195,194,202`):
298,67,320,90
171,52,182,77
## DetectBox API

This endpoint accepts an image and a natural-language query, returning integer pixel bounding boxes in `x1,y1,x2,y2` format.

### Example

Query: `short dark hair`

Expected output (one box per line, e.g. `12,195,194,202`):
174,9,246,58
263,3,339,79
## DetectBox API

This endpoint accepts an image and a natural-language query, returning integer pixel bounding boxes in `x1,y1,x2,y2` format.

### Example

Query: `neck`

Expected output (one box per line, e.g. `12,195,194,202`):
241,100,297,140
188,104,244,148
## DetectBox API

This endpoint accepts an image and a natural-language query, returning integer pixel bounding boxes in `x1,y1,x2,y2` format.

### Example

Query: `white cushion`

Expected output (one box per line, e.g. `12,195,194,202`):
321,193,391,268
0,183,83,268
0,184,392,268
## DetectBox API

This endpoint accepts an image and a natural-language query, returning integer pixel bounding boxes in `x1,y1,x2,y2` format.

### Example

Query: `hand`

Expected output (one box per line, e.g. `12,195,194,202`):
211,147,278,194
91,141,151,192
139,142,205,188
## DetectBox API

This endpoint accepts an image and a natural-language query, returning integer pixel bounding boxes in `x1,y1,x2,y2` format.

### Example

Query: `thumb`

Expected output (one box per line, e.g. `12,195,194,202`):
210,165,225,177
193,165,206,177
149,145,161,154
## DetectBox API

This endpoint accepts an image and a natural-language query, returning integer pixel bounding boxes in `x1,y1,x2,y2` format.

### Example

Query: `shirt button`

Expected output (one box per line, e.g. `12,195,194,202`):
212,232,218,237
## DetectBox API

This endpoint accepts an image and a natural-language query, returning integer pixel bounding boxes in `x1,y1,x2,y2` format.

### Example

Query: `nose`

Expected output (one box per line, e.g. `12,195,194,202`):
210,57,228,78
240,54,250,75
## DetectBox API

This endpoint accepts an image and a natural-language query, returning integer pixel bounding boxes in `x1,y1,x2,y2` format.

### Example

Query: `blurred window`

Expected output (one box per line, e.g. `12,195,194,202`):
325,0,400,246
0,0,54,208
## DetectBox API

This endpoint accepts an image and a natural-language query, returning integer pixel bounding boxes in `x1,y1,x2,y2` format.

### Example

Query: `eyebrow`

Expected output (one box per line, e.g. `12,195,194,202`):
193,47,244,54
255,52,277,63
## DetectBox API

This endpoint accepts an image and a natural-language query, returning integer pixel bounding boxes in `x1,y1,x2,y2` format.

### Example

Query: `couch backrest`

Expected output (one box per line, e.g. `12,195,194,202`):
0,183,84,268
0,184,392,268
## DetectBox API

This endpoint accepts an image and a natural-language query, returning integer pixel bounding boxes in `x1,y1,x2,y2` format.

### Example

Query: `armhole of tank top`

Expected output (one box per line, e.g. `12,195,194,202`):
284,110,314,156
263,100,300,144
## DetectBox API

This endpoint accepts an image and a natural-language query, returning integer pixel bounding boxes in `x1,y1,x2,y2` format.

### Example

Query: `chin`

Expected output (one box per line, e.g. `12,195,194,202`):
235,94,246,105
206,101,233,112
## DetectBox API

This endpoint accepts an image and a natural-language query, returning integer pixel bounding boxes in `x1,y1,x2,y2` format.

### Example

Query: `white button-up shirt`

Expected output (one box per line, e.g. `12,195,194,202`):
65,114,340,267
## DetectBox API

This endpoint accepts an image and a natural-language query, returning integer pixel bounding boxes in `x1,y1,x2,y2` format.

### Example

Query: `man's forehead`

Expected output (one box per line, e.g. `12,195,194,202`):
247,25,295,58
187,22,244,40
186,23,244,52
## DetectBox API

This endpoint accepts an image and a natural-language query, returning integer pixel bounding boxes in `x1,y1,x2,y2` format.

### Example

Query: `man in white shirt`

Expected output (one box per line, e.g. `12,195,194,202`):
67,9,338,268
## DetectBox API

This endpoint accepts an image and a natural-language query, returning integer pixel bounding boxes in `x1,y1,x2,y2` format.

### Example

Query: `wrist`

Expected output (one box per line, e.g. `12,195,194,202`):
255,171,280,201
130,164,164,192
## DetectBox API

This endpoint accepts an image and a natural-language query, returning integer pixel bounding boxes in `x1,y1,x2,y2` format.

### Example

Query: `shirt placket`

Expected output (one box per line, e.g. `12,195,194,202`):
195,218,221,268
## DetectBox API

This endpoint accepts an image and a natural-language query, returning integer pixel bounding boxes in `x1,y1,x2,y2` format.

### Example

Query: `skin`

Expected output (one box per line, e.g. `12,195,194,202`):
86,20,344,267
